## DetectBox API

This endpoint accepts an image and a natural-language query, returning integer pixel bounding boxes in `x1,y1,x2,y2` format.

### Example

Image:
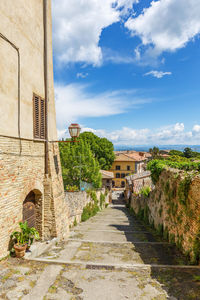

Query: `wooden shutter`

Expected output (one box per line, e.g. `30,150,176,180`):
40,98,45,139
33,94,46,139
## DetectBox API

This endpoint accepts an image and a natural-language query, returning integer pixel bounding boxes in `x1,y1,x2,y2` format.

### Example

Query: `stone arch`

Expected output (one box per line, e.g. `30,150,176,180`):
22,188,43,236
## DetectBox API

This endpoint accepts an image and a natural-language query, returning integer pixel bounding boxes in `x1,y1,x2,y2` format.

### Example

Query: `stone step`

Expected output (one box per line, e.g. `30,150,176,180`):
25,257,200,270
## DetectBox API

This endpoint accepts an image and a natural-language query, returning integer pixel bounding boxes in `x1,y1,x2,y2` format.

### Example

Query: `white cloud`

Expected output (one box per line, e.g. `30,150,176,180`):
144,70,172,78
102,48,136,64
73,123,199,146
76,72,88,79
125,0,200,57
52,0,138,66
193,125,200,133
55,83,151,138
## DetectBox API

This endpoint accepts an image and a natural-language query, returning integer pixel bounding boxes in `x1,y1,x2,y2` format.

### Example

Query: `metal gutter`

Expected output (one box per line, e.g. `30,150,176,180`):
43,0,49,174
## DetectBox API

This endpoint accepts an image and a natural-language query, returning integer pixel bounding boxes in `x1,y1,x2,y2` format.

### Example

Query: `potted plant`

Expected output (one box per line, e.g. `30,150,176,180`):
11,221,39,257
11,230,28,258
26,226,40,250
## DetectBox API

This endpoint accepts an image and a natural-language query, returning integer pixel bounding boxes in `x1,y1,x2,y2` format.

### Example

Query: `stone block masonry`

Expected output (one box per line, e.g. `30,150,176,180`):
0,137,69,259
66,188,110,227
130,168,200,263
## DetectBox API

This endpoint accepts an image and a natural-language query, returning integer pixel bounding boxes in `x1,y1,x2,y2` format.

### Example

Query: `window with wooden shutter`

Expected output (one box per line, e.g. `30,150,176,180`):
33,94,46,139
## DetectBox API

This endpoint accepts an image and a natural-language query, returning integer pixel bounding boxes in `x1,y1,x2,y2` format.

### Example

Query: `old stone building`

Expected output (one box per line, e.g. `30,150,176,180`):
0,0,69,258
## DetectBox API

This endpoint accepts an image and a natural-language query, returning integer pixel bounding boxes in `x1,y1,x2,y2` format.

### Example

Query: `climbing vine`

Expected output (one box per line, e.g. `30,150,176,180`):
178,175,192,207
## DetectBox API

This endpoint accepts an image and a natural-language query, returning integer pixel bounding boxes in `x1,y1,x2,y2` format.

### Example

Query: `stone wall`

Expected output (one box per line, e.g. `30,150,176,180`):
0,137,69,259
130,168,200,263
65,188,110,227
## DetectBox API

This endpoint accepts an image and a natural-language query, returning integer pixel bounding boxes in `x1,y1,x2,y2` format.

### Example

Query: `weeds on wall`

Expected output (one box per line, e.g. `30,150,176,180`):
100,193,106,209
81,202,100,222
178,175,192,207
139,186,151,197
192,230,200,264
134,168,200,264
81,191,107,222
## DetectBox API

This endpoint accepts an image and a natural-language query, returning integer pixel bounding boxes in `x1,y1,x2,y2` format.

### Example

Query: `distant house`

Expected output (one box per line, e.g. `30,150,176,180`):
109,152,147,189
100,170,114,190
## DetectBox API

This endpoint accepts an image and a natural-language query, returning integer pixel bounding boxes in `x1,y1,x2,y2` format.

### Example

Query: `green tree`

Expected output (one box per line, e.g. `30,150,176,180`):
183,147,193,158
79,132,115,170
149,146,160,158
169,150,183,157
59,139,102,189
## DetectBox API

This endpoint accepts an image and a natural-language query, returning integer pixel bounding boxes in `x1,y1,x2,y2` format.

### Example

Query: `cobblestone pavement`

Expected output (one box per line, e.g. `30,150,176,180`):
0,193,200,299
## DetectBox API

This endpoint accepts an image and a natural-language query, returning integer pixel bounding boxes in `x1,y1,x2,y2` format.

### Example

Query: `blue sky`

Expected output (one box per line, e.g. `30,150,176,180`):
52,0,200,146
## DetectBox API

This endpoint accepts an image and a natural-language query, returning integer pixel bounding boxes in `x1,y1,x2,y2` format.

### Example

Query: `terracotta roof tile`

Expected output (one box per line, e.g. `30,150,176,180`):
100,170,114,179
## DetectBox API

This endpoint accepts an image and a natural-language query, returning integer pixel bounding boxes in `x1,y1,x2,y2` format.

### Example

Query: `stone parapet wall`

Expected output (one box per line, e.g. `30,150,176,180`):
65,188,110,227
133,176,152,194
130,168,200,263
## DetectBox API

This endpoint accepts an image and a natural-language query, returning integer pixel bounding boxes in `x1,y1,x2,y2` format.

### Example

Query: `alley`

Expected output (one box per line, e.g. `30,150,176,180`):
0,194,200,300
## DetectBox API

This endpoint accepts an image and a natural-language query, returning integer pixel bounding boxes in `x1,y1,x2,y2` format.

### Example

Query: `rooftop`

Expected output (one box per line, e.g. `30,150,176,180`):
100,170,114,179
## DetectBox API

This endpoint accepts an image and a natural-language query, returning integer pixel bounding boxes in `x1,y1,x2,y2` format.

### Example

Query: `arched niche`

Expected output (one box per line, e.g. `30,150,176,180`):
22,189,43,235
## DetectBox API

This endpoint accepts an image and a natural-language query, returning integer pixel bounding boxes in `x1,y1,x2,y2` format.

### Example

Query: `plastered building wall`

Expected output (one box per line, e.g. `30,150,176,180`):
0,0,69,258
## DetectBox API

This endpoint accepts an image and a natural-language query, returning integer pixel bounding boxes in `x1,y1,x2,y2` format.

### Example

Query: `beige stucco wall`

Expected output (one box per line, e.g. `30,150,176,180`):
0,1,69,259
0,0,57,140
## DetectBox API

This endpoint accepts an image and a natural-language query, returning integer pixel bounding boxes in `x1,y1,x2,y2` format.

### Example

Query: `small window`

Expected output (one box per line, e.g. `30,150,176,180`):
33,94,46,139
127,165,130,171
121,181,125,188
54,155,59,174
116,165,120,170
106,179,110,183
116,173,120,178
121,173,125,178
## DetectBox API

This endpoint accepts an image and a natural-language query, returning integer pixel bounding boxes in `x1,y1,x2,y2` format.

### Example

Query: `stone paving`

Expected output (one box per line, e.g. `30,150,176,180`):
0,193,200,299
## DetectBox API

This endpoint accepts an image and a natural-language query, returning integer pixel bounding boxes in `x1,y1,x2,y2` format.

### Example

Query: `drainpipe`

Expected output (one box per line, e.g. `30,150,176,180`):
43,0,49,175
0,33,21,153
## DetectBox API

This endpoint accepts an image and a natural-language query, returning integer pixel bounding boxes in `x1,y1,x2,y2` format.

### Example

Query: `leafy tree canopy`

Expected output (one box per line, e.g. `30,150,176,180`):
79,132,115,170
59,139,102,190
169,150,183,156
149,146,160,158
183,147,193,158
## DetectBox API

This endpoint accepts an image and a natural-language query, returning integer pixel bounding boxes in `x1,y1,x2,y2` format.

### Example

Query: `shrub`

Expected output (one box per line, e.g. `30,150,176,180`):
147,159,200,184
66,185,79,192
139,186,151,197
100,193,105,209
81,202,100,222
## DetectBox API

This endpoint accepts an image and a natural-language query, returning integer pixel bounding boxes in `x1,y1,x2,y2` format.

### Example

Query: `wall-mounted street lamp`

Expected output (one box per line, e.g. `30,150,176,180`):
68,123,81,140
51,123,81,143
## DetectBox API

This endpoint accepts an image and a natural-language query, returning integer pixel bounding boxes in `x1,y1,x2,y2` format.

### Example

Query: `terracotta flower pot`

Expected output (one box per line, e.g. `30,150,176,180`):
14,244,27,258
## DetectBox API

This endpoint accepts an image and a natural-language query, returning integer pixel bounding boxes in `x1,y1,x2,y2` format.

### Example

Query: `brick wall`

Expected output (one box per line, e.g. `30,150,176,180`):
0,137,69,259
130,168,200,263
